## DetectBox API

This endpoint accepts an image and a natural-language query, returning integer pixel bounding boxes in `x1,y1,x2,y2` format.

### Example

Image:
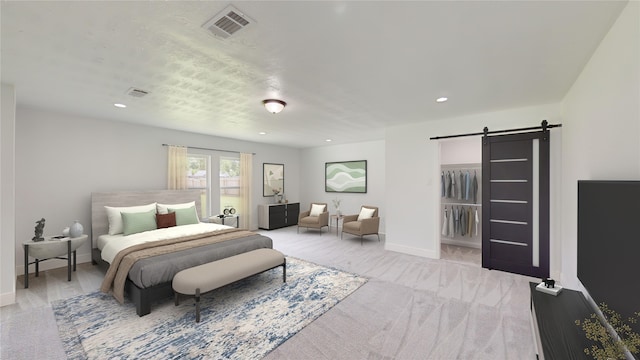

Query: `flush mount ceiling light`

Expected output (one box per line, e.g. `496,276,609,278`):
436,97,448,103
114,103,127,108
262,99,286,114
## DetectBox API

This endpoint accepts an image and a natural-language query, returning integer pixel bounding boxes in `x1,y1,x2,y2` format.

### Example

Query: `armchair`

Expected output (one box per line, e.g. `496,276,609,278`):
341,205,380,245
298,203,329,234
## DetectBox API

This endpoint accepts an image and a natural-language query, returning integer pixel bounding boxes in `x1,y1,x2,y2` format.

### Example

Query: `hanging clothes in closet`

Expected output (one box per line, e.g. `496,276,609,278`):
472,171,479,204
458,171,464,200
474,208,479,236
453,206,460,235
451,171,457,199
467,207,474,237
441,207,449,236
449,207,455,236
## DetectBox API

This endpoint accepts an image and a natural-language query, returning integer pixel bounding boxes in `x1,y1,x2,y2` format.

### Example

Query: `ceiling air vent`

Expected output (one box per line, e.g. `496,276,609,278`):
202,5,255,39
126,87,150,98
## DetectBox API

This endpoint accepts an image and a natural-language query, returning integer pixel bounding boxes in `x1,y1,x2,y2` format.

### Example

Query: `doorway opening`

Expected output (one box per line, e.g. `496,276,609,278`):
439,137,482,267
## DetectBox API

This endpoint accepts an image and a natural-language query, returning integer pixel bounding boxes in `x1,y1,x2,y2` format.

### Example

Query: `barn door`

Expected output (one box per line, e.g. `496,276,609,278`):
481,131,549,278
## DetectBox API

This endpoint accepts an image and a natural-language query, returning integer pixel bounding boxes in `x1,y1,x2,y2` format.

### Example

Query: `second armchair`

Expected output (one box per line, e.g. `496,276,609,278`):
341,205,380,245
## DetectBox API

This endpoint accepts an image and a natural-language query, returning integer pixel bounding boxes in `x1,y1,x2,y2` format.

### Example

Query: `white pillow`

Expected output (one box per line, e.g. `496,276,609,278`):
157,201,196,215
357,207,376,221
309,204,326,217
104,203,156,235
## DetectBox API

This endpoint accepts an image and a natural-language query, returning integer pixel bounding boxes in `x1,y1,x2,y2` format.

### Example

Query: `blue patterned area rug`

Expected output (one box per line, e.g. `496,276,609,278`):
53,257,367,359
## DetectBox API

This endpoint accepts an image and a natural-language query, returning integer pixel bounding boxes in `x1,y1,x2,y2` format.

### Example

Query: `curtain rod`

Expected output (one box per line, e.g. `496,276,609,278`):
162,143,256,155
429,120,562,140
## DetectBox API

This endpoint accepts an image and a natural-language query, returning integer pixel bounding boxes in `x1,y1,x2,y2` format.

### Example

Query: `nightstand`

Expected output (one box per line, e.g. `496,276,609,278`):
22,234,88,288
207,215,240,228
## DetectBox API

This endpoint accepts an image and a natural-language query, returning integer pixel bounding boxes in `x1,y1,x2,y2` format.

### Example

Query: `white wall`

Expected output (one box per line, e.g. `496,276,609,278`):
386,103,563,271
1,84,17,306
440,137,482,165
299,140,386,232
14,106,301,274
560,1,640,289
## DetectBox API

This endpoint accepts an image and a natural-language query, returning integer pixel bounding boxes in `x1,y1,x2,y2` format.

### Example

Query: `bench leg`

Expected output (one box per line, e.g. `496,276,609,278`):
283,259,287,283
195,288,201,323
175,292,180,306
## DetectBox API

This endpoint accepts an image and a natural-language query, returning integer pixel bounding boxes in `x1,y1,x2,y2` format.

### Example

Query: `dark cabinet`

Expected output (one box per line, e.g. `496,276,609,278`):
258,203,299,230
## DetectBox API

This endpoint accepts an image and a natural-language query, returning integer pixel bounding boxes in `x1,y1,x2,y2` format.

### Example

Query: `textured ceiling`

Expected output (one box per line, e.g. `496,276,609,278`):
1,1,627,148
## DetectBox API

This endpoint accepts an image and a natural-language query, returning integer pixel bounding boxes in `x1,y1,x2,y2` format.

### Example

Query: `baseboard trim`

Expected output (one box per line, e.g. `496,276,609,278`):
0,290,16,307
15,252,92,276
385,242,437,259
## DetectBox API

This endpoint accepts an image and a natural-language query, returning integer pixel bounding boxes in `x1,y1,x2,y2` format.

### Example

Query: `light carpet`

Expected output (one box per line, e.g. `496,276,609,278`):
52,257,367,359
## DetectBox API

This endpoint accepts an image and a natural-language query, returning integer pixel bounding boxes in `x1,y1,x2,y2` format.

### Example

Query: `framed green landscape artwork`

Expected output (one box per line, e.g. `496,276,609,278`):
325,160,367,193
263,163,284,197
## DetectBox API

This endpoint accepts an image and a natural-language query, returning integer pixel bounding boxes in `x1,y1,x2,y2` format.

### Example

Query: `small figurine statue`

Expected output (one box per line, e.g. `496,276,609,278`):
32,218,46,242
543,278,555,289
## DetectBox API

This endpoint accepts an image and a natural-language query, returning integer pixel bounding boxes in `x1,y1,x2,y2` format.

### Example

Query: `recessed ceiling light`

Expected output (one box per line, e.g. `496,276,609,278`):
259,132,267,135
325,139,332,142
436,97,448,103
114,103,127,108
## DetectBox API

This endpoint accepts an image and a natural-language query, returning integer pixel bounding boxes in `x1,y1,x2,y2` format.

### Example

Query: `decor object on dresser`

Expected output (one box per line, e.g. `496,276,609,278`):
258,202,300,230
91,190,274,316
32,218,45,242
69,220,83,238
53,257,367,359
263,163,284,197
341,205,380,245
297,202,329,234
325,160,367,193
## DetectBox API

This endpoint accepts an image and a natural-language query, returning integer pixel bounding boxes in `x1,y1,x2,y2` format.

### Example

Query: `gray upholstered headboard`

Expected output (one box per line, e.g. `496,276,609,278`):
91,190,203,248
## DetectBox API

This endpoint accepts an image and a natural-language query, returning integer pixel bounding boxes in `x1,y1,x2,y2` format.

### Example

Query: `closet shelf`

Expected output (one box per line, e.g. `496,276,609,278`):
443,203,482,207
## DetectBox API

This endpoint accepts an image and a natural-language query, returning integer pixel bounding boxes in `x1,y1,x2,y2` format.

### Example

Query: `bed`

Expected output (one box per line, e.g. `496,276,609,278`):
91,190,273,316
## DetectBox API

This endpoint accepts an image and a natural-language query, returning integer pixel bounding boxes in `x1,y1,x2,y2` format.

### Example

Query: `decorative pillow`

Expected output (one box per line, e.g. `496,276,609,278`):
169,206,200,226
357,207,376,221
157,201,196,215
105,203,156,235
156,212,177,229
121,209,158,236
309,204,326,217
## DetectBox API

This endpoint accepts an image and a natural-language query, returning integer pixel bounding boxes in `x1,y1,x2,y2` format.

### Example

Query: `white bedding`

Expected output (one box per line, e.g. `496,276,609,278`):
100,223,232,264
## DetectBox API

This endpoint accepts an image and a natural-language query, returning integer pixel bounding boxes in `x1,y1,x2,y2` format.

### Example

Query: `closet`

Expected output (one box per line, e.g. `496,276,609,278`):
440,139,482,253
435,121,555,278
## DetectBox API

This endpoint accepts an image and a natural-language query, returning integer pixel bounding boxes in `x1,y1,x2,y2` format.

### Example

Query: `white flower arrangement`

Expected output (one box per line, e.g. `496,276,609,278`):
332,198,341,209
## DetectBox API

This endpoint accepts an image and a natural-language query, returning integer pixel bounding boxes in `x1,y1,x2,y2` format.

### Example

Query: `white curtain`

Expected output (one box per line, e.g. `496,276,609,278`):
167,145,188,190
239,152,253,229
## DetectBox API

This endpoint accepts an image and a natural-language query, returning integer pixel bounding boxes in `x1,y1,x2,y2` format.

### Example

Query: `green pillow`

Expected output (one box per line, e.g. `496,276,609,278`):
169,206,199,226
121,209,158,236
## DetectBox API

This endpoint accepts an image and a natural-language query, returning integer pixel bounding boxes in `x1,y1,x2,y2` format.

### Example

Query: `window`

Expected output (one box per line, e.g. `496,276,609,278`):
187,154,210,218
186,153,240,218
220,157,240,214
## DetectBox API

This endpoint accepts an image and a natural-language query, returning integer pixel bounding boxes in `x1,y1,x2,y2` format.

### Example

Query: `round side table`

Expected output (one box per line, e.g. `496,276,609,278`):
23,234,88,288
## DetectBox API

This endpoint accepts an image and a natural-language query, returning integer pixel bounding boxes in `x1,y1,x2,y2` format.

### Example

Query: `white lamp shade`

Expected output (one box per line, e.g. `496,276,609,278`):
263,99,286,114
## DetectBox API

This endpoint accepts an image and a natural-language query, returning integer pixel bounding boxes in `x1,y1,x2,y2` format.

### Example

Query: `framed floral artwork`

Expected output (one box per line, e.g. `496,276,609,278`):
263,163,284,197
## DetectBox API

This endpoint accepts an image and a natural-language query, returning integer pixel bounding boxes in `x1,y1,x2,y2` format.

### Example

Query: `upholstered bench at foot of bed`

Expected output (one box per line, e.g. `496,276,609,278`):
172,248,286,322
